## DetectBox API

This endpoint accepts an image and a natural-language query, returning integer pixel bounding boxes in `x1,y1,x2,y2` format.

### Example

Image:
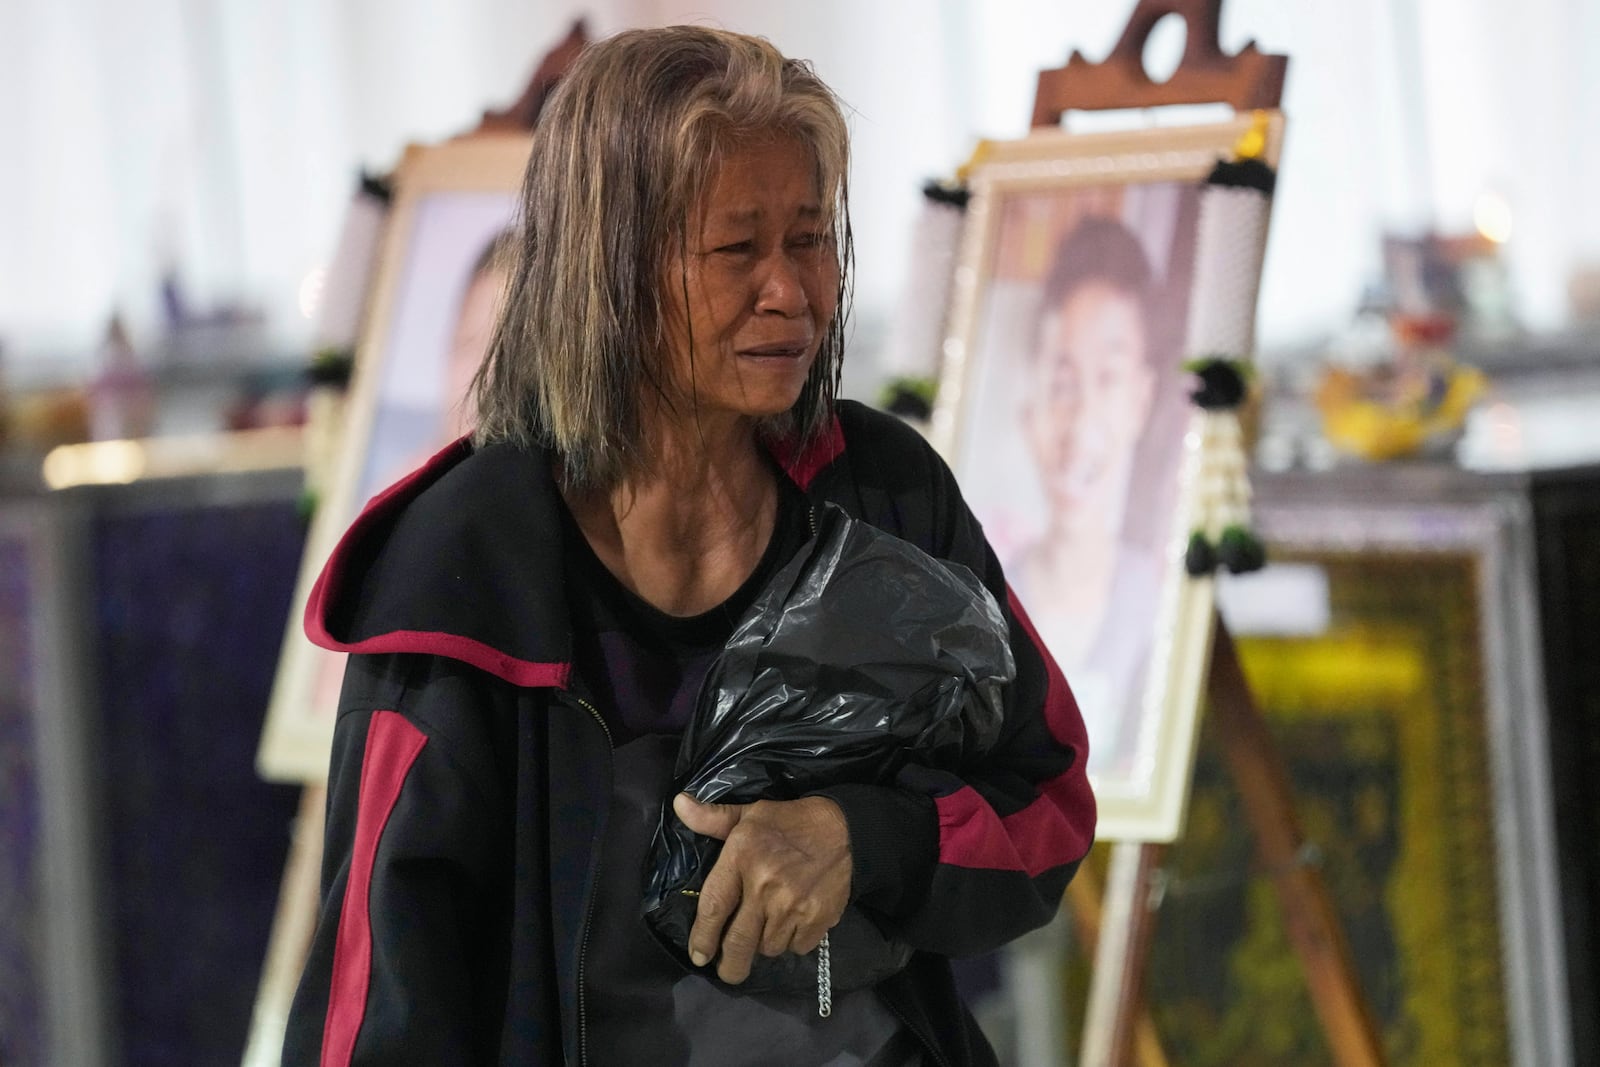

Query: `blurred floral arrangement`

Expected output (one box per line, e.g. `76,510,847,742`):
1314,313,1485,461
878,375,938,423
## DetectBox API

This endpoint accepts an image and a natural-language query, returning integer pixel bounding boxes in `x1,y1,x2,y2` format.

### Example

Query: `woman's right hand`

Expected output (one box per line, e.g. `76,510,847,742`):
673,793,852,985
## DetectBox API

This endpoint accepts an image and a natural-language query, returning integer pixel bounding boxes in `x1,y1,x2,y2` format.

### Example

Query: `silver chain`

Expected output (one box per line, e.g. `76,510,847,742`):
816,932,832,1018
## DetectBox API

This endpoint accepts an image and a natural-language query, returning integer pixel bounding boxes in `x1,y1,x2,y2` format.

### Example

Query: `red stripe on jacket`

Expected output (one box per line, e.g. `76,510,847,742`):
307,623,572,689
932,587,1096,874
322,711,428,1067
771,416,846,490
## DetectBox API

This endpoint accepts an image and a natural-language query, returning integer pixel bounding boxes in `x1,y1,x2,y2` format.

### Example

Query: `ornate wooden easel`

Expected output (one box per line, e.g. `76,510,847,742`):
1030,4,1385,1065
239,24,588,1067
468,19,588,134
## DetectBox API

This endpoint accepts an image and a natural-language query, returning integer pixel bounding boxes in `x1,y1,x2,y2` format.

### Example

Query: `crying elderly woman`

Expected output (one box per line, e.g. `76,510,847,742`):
285,24,1094,1067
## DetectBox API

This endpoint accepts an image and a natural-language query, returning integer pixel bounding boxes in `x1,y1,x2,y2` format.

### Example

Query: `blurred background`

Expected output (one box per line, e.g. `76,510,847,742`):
5,0,1598,388
3,2,1600,1065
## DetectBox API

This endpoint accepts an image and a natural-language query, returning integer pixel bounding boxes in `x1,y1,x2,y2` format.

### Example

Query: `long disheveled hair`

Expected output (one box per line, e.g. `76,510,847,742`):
471,26,854,491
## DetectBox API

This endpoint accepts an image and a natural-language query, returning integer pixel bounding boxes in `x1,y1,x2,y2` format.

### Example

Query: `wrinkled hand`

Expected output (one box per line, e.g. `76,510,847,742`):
673,793,852,985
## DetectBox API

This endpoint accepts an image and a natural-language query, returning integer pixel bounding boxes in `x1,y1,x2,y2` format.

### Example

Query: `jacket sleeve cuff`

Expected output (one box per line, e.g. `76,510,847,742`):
811,782,938,916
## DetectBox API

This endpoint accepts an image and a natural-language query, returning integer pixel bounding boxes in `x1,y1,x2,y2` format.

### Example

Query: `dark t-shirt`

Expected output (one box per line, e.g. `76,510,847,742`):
562,479,922,1065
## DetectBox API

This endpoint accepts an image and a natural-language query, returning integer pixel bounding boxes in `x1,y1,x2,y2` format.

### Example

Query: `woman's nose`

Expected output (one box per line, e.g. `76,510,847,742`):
755,254,810,316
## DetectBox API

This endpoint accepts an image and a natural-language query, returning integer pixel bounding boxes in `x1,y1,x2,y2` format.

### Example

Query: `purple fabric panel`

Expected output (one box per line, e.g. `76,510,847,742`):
91,500,303,1067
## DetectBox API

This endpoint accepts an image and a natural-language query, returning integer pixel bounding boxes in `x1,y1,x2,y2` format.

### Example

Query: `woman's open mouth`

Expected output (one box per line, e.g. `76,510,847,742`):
739,341,811,359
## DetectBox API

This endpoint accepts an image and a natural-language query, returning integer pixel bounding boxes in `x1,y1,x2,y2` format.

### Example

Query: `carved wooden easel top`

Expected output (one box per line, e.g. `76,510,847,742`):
1030,0,1285,126
462,18,591,137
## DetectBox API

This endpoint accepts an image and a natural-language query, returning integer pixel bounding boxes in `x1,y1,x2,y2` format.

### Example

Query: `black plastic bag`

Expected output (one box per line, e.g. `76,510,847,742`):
642,503,1014,994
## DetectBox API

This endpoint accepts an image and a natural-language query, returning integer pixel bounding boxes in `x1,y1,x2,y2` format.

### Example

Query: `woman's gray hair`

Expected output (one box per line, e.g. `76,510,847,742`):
471,25,854,490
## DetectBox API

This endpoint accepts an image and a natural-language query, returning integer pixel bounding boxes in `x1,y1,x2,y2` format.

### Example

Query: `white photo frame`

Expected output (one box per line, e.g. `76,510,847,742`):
257,135,530,782
932,115,1284,841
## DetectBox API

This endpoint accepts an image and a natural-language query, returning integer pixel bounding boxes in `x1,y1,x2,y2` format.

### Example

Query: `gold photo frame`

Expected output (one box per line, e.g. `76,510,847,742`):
1205,486,1573,1067
256,135,530,782
932,115,1284,841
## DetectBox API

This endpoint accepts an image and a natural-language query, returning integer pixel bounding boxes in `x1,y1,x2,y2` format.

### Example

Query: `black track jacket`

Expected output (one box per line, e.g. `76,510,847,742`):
283,400,1096,1066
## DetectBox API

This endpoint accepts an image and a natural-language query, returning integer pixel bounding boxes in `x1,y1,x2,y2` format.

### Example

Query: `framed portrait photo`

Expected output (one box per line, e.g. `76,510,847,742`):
257,134,531,782
932,115,1284,841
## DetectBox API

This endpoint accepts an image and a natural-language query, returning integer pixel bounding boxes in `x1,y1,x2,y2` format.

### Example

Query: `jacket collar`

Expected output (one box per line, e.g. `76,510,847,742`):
304,418,846,688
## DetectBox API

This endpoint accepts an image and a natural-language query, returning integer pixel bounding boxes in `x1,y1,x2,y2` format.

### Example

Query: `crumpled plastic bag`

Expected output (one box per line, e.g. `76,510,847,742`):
642,503,1015,994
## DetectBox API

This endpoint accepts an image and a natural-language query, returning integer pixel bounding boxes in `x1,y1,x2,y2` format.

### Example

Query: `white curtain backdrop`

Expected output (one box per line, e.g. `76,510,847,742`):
3,0,1596,379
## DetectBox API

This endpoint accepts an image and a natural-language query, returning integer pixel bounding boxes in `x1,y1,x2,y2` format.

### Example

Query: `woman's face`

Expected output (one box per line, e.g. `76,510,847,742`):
1024,280,1155,520
660,134,839,427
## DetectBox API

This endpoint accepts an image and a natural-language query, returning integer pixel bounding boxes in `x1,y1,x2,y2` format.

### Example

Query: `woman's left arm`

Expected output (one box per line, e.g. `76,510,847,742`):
684,411,1096,968
810,418,1097,957
815,579,1095,957
677,578,1092,972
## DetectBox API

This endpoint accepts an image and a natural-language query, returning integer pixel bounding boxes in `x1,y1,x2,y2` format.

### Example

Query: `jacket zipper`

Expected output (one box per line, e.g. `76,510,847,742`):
578,499,816,1061
812,489,944,1061
883,995,953,1067
569,692,613,1067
